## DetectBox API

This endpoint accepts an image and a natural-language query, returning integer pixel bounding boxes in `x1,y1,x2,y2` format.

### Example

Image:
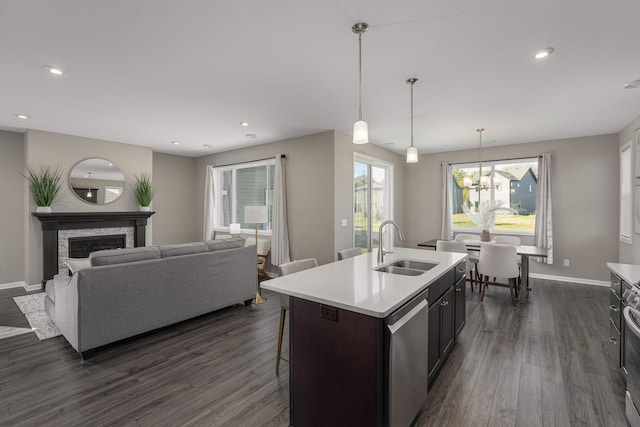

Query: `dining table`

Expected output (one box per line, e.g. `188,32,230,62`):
417,238,548,304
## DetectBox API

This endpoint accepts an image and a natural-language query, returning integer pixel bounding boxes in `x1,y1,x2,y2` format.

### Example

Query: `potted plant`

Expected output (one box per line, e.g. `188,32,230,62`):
133,173,154,211
23,165,63,213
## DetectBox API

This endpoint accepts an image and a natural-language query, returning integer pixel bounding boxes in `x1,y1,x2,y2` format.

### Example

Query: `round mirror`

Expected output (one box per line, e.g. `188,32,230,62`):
69,158,125,204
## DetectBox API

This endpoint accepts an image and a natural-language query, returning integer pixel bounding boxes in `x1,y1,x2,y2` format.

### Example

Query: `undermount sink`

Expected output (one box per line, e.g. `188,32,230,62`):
374,266,425,276
388,260,438,271
373,259,439,276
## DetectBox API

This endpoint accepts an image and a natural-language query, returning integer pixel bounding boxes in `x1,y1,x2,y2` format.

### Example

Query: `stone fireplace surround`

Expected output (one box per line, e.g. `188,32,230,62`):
33,211,154,287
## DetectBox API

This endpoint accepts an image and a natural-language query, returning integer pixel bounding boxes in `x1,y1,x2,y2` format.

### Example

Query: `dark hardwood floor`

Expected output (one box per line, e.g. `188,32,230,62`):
0,280,627,426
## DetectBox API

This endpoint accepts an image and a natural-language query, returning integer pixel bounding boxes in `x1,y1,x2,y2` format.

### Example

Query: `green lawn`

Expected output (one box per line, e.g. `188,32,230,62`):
452,213,535,231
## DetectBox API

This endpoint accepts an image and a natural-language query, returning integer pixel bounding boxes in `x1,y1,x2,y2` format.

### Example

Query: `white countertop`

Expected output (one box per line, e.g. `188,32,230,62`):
261,247,466,318
607,262,640,286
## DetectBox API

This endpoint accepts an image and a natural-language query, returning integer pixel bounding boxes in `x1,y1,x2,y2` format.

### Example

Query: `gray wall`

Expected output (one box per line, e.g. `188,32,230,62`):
405,134,619,282
619,113,640,264
24,130,153,285
0,131,26,285
152,152,199,245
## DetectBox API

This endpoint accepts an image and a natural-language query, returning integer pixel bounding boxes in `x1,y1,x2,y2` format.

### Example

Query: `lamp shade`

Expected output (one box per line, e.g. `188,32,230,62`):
229,223,241,234
244,205,268,224
353,120,369,144
406,146,418,163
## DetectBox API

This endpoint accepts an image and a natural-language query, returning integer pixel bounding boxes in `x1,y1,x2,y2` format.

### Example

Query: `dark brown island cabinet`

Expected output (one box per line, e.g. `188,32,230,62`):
288,260,466,427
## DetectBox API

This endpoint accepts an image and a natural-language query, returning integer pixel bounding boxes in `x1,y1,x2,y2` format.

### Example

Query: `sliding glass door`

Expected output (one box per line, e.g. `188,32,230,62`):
354,154,393,253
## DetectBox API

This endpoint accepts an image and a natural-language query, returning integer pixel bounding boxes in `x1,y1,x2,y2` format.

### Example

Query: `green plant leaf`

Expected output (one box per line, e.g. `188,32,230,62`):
22,165,63,207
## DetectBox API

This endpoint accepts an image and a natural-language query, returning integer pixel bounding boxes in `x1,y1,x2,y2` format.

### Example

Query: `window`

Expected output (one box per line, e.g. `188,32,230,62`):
621,142,632,244
354,154,394,252
212,159,275,234
450,157,538,234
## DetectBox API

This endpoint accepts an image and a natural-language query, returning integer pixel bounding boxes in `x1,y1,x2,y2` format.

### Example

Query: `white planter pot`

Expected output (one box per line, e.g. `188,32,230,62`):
139,206,151,212
36,206,52,213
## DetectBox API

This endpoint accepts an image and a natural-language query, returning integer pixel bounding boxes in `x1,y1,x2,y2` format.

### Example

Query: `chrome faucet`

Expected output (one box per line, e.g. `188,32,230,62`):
377,220,406,263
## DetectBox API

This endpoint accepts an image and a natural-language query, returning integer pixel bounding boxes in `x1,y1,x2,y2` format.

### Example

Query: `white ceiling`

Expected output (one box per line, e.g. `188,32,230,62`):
1,1,640,157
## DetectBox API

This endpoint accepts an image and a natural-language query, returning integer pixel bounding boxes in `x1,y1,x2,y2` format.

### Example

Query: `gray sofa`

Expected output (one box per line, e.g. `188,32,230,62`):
45,236,255,357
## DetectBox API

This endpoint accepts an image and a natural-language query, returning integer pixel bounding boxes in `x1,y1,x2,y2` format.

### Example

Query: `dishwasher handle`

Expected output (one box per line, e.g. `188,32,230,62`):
387,299,428,334
625,306,640,339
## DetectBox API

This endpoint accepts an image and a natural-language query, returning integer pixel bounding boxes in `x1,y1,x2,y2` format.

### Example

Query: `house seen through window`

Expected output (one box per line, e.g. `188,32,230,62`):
451,157,538,234
213,159,275,233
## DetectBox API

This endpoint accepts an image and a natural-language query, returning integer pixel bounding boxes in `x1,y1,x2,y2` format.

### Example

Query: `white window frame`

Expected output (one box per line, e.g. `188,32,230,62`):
212,159,275,236
450,157,538,236
620,141,632,244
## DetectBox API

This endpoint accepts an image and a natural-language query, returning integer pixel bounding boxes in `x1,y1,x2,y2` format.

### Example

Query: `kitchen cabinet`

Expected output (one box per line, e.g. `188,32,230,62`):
454,276,466,336
427,260,465,386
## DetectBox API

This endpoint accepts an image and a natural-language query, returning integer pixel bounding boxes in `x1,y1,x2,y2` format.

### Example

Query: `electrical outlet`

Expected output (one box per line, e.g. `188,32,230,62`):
321,305,338,322
341,218,348,227
564,259,570,267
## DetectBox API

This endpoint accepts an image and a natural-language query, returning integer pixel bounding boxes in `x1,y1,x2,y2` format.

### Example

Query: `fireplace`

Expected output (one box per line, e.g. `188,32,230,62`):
68,234,127,258
33,211,155,286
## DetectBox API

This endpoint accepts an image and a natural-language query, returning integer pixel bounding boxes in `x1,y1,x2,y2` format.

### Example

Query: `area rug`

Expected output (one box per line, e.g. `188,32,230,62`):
12,293,61,340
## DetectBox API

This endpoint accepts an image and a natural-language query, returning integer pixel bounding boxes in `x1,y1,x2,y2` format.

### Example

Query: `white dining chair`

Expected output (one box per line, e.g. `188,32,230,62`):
454,233,481,242
436,240,478,292
276,258,318,374
337,247,363,260
477,243,520,308
453,234,481,288
493,235,521,245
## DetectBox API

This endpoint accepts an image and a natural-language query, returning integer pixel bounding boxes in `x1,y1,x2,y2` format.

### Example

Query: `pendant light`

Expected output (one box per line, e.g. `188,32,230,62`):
352,22,369,144
477,128,490,188
406,78,419,163
86,172,93,198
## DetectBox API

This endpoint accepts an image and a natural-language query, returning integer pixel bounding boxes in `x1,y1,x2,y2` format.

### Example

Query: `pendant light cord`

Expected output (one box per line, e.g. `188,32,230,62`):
410,81,414,147
358,31,363,121
477,128,484,185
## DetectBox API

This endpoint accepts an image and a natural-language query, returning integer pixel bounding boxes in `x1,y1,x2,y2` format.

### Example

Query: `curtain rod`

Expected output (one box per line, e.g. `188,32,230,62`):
212,154,285,169
444,154,542,167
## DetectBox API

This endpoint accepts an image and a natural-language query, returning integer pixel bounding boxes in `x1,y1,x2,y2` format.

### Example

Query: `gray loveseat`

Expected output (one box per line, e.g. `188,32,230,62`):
46,236,255,357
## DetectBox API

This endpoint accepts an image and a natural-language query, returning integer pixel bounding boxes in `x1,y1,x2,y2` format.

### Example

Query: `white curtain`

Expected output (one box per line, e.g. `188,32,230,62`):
534,153,553,264
272,155,291,265
203,165,218,241
441,162,453,240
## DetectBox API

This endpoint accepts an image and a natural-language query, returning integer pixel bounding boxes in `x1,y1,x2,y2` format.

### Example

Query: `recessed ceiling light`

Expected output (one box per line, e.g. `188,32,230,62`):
240,122,249,127
246,134,257,139
15,114,30,119
625,80,640,89
534,48,555,59
44,65,64,75
171,141,180,145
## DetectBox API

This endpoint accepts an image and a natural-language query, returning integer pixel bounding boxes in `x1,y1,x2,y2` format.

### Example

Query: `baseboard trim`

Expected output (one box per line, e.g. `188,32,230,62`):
0,281,29,291
24,283,43,292
529,273,609,287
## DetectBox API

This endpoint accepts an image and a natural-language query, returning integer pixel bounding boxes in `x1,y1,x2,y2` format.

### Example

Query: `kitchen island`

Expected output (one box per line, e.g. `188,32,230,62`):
262,247,467,427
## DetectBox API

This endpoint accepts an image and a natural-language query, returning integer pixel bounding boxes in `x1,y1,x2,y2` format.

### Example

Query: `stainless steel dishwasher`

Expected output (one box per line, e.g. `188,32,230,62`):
386,291,429,427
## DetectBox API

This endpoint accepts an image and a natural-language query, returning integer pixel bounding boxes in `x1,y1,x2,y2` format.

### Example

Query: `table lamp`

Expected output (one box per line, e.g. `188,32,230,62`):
244,205,268,304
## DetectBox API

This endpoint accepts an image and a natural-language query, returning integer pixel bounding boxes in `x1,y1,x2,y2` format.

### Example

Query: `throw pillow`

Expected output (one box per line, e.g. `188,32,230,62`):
61,257,91,274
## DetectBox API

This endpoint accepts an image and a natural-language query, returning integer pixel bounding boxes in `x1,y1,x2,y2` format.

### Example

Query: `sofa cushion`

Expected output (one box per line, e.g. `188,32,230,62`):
159,242,208,258
90,246,161,266
206,236,245,252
